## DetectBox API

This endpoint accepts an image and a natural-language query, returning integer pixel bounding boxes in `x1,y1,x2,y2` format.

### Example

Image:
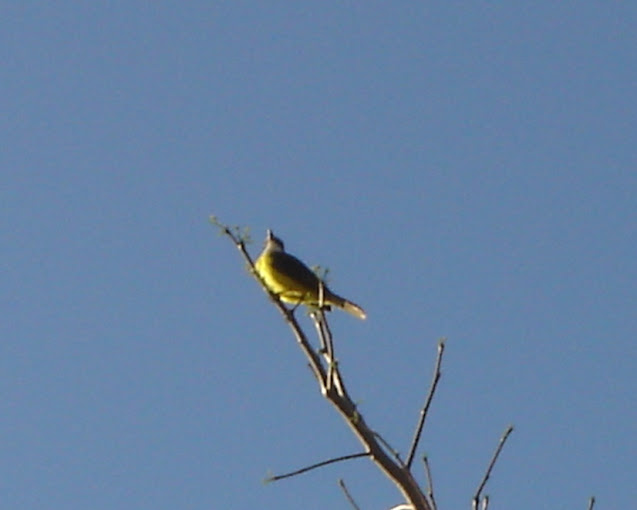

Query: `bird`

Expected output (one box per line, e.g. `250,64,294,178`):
254,229,366,320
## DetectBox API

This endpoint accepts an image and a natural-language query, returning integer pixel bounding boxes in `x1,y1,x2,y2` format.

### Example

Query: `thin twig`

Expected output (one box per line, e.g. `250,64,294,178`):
406,339,446,468
338,479,362,510
472,426,514,509
422,456,438,510
265,452,371,482
587,496,596,510
311,301,336,392
310,310,332,394
315,281,329,353
319,310,340,393
311,310,351,399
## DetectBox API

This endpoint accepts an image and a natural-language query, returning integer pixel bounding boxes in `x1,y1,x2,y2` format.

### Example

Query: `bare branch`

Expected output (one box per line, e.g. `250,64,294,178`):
587,496,596,510
406,339,446,468
209,216,253,265
216,218,433,510
338,479,362,510
266,452,371,482
310,308,336,393
472,426,514,509
310,311,353,401
422,455,438,510
305,321,431,508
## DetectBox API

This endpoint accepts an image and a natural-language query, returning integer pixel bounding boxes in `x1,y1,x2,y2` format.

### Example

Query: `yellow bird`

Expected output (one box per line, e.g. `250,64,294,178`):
254,229,366,320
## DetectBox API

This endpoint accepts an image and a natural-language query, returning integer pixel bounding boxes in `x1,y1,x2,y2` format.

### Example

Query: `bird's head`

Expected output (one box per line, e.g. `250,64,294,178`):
265,229,285,252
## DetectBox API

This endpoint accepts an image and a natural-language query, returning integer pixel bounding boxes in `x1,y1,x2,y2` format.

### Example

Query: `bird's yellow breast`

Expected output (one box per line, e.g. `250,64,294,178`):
254,251,322,304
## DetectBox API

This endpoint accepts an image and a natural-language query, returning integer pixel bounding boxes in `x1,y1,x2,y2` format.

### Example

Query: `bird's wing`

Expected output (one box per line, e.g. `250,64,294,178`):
269,251,319,290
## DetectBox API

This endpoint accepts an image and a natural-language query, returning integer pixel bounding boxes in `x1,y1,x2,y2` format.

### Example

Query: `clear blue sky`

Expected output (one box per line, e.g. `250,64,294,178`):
2,3,635,509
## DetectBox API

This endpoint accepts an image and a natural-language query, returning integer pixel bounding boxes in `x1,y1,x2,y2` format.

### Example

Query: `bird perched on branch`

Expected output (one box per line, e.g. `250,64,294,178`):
254,229,366,320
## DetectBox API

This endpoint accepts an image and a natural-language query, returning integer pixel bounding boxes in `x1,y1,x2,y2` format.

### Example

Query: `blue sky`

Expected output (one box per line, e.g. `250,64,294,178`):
2,2,635,509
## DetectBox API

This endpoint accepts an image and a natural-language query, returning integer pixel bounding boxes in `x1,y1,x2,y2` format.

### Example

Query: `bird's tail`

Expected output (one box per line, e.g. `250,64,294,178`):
327,292,366,320
341,299,367,320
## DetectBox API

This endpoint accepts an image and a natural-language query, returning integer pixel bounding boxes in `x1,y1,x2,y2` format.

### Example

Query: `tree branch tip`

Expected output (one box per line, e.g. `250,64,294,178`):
262,471,275,484
208,215,227,234
209,216,252,246
209,216,234,239
338,479,362,510
406,341,445,468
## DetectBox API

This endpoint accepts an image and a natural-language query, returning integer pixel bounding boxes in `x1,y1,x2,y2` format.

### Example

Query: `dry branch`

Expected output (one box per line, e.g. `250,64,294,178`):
472,426,514,509
266,452,371,482
338,479,362,510
422,455,438,510
406,339,445,468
